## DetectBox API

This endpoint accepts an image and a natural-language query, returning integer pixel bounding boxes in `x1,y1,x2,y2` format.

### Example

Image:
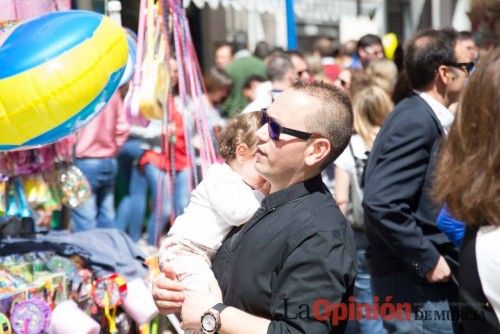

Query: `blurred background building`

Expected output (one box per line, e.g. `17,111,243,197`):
75,0,500,70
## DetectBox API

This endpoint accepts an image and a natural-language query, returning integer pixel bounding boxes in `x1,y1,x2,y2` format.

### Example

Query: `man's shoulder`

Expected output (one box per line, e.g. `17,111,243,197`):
391,94,436,123
380,95,440,140
227,56,266,71
286,192,350,239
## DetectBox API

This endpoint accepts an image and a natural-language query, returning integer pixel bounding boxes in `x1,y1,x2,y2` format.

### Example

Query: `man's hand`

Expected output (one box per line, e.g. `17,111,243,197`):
181,276,223,330
151,265,185,314
425,256,451,283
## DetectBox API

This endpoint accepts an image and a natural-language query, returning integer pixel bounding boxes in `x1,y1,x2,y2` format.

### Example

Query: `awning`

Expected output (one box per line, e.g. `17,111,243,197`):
185,0,383,24
183,0,283,13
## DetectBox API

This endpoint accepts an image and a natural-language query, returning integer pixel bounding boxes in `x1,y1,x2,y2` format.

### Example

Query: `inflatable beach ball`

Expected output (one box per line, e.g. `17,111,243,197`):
119,28,137,87
0,11,128,151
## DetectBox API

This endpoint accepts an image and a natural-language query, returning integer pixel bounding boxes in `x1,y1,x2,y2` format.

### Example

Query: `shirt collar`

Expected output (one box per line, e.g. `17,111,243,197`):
262,174,324,210
413,90,454,134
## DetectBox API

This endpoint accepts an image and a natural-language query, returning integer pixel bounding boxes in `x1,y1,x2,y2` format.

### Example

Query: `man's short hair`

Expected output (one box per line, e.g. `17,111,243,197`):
214,41,234,55
457,31,473,41
286,50,306,60
404,29,458,90
266,54,294,82
292,80,353,168
243,75,266,89
313,37,335,58
357,34,383,50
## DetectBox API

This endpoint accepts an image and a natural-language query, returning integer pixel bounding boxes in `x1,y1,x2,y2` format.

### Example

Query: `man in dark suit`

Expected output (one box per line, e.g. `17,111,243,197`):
363,29,474,333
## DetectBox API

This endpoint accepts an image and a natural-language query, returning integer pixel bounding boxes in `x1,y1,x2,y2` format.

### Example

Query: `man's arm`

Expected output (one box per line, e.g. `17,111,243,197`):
219,307,270,334
181,299,271,334
334,166,351,215
153,266,270,334
363,120,445,279
182,230,355,334
155,229,355,334
266,229,356,333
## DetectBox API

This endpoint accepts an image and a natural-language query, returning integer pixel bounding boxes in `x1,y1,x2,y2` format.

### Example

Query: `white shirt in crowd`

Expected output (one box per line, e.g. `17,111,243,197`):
414,90,455,134
242,81,273,114
168,163,264,250
476,226,500,321
334,134,368,175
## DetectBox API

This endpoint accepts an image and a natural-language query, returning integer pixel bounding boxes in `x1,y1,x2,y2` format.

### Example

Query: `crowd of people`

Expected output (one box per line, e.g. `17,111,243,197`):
68,25,499,334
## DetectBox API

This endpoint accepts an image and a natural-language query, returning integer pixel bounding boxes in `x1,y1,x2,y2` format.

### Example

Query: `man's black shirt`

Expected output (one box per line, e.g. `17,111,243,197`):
212,174,357,333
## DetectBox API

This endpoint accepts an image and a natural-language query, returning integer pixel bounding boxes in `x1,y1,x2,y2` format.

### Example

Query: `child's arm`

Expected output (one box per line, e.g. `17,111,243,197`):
206,178,263,226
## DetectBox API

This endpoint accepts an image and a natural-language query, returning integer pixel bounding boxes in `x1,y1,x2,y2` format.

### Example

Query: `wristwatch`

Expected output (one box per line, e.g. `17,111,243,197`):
201,303,227,333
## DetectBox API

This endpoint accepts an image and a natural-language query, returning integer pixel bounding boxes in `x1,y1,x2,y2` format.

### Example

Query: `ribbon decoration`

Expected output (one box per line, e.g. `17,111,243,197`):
120,0,220,246
103,292,117,334
154,0,222,245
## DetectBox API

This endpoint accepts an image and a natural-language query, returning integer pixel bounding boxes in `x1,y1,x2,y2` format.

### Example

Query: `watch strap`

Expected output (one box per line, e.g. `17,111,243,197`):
212,303,227,314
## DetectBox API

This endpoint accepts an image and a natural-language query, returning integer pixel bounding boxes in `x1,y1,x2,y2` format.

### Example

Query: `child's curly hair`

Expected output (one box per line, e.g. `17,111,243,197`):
218,111,260,161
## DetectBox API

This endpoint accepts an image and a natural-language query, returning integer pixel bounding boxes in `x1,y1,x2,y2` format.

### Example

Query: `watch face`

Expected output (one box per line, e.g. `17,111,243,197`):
202,313,217,331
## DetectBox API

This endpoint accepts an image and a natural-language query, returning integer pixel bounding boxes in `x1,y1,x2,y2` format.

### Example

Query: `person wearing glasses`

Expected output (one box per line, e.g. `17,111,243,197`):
152,80,356,334
362,29,472,333
349,34,385,69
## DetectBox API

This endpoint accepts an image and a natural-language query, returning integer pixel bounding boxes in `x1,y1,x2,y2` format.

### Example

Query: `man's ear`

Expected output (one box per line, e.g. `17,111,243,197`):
437,65,454,84
304,138,330,167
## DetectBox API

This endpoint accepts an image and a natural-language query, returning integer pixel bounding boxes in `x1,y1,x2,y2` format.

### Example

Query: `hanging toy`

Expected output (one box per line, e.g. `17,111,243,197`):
123,0,149,127
10,298,51,334
138,0,169,121
23,175,49,208
45,256,78,282
0,313,11,334
56,164,91,208
0,11,128,151
92,273,127,334
91,273,127,309
0,181,6,216
5,178,30,218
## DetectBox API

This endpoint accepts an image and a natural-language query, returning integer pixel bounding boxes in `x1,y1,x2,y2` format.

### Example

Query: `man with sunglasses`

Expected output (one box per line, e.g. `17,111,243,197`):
152,80,357,333
362,29,473,333
349,34,385,69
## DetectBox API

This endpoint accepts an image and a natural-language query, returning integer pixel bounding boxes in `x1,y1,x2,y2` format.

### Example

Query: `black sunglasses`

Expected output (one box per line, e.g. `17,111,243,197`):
444,61,475,75
260,109,314,141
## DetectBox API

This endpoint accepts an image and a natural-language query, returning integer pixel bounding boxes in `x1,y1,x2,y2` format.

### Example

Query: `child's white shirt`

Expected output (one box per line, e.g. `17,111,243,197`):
168,163,264,250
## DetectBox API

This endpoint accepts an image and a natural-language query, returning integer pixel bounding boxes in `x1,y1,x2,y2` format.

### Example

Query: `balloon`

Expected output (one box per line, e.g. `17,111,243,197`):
0,10,128,151
119,28,138,87
382,32,398,60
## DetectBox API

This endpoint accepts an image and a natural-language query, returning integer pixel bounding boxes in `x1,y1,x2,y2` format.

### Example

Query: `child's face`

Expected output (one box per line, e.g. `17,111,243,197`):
240,145,266,190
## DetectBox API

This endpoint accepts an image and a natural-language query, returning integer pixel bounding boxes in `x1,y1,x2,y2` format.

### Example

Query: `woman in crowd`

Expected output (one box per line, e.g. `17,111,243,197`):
138,59,191,246
334,85,393,334
203,66,233,138
366,58,398,96
433,47,499,333
334,68,372,98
